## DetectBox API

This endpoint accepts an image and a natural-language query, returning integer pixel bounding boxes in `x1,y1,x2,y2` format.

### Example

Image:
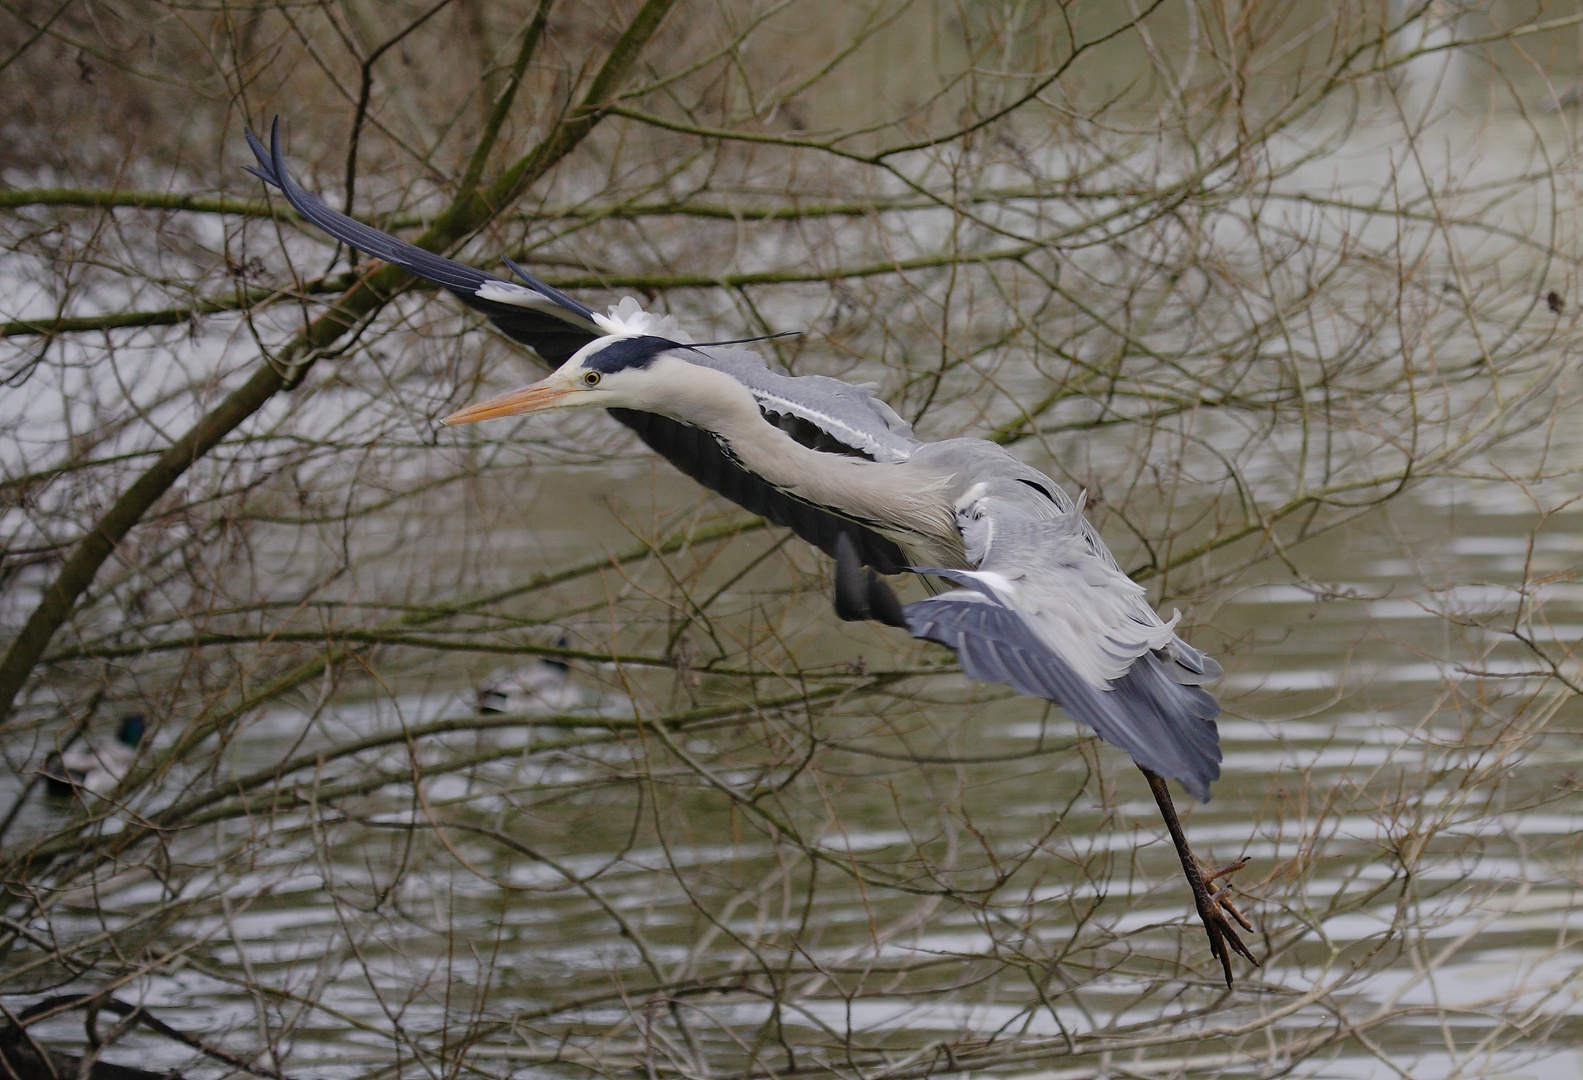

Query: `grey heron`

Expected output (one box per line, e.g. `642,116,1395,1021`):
245,124,1257,985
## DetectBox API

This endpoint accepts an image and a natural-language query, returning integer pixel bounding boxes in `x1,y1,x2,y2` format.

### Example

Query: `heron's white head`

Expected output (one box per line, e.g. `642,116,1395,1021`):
441,335,687,425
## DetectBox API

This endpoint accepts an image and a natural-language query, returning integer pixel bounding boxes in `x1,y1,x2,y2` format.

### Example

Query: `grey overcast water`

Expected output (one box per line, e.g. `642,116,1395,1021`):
5,4,1583,1079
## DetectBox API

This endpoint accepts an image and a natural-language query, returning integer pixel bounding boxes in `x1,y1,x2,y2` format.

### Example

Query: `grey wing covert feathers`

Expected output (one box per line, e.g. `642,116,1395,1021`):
897,446,1224,801
686,344,918,463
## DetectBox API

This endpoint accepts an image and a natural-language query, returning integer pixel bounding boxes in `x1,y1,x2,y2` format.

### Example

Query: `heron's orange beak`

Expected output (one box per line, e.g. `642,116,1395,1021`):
441,378,575,425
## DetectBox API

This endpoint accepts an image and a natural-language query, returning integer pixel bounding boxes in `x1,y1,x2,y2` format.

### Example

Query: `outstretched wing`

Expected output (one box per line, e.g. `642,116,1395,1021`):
902,491,1222,800
244,121,602,366
905,581,1221,800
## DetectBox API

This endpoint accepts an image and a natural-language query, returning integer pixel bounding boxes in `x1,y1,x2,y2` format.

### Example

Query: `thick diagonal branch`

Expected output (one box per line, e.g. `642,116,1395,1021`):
0,0,678,728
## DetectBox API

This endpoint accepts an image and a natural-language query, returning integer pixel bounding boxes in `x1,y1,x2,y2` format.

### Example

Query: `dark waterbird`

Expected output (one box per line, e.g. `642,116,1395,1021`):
41,714,144,799
1,992,289,1080
245,121,1257,984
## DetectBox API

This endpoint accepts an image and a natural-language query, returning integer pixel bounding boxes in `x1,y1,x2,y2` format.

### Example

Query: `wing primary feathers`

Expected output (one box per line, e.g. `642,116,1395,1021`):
502,255,600,321
1166,637,1225,684
247,134,914,461
245,120,497,296
244,120,602,364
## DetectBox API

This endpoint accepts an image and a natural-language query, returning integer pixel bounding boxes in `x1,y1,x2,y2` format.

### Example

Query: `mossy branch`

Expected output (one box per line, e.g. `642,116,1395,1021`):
0,0,680,728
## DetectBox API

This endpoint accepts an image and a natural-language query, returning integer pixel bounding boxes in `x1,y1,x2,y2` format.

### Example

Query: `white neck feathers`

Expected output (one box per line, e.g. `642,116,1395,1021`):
641,357,954,552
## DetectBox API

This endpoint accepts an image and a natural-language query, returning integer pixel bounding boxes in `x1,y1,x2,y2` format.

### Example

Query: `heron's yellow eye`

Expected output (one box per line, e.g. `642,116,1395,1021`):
583,371,601,387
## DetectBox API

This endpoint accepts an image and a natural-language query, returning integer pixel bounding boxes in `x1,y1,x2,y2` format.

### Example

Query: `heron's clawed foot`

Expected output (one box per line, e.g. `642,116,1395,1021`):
1205,859,1253,927
1138,766,1260,988
1205,858,1252,930
1186,855,1258,988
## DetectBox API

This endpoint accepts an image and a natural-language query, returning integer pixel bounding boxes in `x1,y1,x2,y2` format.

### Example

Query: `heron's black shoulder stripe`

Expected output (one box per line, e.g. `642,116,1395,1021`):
711,434,746,468
586,336,682,374
762,409,877,461
606,408,907,574
1016,478,1057,503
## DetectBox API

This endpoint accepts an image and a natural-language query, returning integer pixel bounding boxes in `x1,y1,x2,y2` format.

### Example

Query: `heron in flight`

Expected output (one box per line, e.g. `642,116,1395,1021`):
246,124,1256,985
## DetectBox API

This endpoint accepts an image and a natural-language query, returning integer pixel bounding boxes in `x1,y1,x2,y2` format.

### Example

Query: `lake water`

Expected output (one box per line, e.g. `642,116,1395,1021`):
6,449,1582,1080
5,12,1583,1078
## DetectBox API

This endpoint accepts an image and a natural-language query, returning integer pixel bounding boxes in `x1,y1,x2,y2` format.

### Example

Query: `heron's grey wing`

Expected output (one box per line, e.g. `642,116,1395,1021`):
688,345,917,463
244,122,601,366
609,409,908,573
905,442,1223,687
902,493,1222,800
903,584,1220,800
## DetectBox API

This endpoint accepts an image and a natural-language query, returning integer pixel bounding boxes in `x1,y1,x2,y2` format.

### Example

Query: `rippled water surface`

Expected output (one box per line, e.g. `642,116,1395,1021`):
7,458,1582,1080
6,17,1583,1076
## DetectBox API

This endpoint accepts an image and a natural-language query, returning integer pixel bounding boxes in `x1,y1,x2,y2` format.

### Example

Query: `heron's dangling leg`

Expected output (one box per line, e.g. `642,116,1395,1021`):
833,533,908,628
1138,765,1258,988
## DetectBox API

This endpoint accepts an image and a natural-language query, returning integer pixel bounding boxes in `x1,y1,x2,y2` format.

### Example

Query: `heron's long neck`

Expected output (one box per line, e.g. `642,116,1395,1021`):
646,361,956,553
